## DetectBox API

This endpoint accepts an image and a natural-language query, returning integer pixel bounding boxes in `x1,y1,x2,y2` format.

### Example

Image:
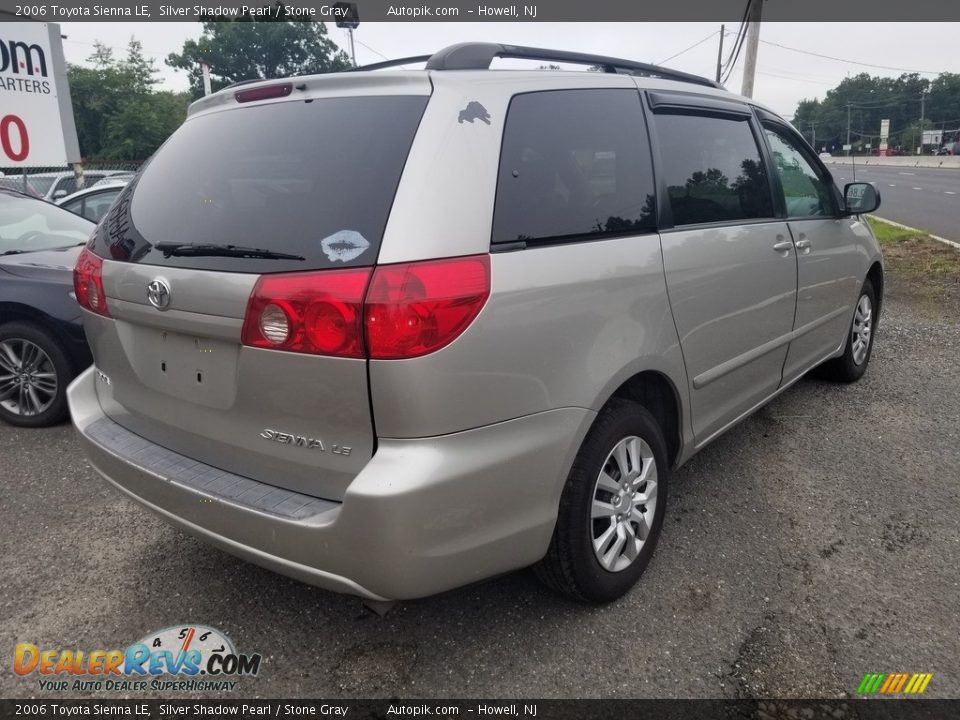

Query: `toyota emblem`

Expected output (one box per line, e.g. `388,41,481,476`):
146,278,171,310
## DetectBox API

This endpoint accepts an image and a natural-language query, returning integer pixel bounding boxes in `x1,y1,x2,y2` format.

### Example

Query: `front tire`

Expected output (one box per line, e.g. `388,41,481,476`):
0,322,73,427
822,279,877,383
535,399,670,603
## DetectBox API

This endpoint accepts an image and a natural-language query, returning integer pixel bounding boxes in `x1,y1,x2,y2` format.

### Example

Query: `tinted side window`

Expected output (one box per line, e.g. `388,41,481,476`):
653,112,773,226
763,125,833,218
493,89,656,244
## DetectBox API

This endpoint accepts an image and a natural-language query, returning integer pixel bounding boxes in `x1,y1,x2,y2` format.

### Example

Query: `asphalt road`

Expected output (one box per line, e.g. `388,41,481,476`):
2,291,958,700
830,164,960,241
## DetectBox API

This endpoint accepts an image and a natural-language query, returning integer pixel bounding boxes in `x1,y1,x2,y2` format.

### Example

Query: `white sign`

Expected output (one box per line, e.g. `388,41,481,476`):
880,119,890,140
0,22,80,166
843,144,852,151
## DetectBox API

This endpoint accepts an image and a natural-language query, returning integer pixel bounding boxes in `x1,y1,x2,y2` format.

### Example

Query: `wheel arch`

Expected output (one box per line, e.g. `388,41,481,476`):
866,261,884,321
0,302,89,373
604,369,684,468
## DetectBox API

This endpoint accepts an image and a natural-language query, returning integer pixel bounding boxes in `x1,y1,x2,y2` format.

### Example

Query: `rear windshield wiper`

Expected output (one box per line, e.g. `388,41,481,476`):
153,242,305,261
0,249,28,256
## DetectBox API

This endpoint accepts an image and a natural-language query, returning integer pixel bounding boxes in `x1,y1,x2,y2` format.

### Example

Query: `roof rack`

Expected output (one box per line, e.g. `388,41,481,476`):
423,42,723,89
348,55,431,72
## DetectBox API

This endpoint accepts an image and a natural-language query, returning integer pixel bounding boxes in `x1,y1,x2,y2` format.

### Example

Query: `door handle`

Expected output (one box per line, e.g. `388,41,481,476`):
795,238,812,251
773,240,793,252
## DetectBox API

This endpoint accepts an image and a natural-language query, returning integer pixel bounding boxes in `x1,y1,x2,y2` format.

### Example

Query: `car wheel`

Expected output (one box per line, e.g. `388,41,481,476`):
535,398,669,603
821,279,877,383
0,322,74,427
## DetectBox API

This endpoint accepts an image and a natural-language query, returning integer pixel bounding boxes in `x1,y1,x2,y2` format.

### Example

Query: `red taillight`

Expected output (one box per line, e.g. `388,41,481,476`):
365,255,490,359
241,268,372,358
73,247,110,317
235,83,293,103
241,256,490,360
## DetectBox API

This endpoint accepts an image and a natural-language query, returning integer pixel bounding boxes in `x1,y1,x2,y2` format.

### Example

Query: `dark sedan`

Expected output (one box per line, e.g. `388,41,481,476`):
0,189,95,426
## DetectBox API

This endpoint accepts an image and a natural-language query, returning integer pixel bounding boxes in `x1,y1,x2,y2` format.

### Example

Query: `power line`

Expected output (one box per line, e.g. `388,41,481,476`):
657,30,719,66
347,34,390,62
756,69,834,86
759,39,944,76
720,0,751,85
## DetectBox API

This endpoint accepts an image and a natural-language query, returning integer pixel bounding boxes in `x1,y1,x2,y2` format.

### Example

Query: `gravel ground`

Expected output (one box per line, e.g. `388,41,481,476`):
1,268,958,700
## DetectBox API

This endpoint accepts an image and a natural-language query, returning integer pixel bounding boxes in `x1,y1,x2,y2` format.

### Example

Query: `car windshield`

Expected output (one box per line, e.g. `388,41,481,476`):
25,176,56,195
0,193,94,254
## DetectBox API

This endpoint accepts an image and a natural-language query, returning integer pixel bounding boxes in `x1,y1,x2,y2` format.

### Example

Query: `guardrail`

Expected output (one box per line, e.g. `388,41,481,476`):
823,156,960,170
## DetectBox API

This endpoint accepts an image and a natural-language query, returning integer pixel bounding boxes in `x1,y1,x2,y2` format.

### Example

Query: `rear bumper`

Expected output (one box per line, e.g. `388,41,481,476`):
68,366,594,600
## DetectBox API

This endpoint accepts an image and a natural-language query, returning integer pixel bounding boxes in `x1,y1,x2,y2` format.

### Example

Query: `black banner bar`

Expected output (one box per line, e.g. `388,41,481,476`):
1,700,959,720
2,0,960,22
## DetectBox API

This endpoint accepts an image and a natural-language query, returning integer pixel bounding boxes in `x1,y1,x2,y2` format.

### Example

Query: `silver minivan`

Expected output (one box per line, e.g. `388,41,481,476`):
69,43,883,603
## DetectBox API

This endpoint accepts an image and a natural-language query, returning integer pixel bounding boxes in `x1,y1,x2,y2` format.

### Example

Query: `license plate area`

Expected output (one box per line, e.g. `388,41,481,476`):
117,324,239,409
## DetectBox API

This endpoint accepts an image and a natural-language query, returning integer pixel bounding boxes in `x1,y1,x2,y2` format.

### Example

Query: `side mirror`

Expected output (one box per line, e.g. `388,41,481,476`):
53,189,67,199
844,182,880,215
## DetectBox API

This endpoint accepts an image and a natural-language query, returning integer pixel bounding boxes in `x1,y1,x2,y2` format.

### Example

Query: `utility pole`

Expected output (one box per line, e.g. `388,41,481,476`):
810,121,817,151
715,24,725,84
846,104,852,155
740,0,763,98
347,28,357,67
919,91,926,154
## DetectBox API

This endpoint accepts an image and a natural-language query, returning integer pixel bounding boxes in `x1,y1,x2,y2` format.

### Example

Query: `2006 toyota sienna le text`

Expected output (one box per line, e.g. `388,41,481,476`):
68,43,884,603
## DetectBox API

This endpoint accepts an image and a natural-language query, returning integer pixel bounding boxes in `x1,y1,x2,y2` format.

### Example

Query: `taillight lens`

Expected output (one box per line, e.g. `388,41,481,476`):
240,256,490,359
73,247,110,317
241,268,371,358
365,255,490,359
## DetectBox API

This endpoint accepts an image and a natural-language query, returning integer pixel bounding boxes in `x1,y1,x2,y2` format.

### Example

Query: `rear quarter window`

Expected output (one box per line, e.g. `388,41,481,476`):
492,89,657,246
91,95,428,273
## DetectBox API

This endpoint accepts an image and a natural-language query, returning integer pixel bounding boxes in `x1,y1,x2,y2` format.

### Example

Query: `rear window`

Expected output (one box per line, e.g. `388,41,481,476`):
91,95,428,273
492,89,656,245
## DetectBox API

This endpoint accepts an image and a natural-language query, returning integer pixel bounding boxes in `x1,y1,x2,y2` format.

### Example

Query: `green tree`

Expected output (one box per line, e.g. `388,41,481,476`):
787,72,960,153
167,10,351,98
67,39,190,162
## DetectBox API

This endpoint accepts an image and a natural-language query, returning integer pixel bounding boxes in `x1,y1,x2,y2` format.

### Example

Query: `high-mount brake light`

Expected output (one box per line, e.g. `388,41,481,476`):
235,83,293,103
73,247,110,317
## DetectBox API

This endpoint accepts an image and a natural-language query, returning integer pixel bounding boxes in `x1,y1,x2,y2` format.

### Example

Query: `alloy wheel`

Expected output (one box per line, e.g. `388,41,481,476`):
0,339,59,417
590,435,658,573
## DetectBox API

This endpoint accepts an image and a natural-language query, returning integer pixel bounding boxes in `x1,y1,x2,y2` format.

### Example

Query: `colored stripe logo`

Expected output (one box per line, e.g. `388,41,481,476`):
857,673,933,694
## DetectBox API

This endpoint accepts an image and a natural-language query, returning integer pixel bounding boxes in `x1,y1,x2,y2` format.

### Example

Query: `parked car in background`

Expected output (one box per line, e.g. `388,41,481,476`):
27,170,127,202
68,43,884,603
57,180,131,223
92,173,137,187
0,189,94,427
0,177,43,198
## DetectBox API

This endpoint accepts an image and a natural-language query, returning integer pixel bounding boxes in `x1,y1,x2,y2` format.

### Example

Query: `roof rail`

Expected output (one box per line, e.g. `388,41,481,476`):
424,42,723,89
348,55,431,72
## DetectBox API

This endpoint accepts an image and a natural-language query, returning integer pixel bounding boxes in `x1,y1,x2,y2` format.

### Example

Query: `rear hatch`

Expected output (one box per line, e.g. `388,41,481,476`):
82,79,430,501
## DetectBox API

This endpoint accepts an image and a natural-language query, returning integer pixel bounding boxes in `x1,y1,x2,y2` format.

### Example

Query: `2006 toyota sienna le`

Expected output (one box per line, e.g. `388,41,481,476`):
68,43,883,603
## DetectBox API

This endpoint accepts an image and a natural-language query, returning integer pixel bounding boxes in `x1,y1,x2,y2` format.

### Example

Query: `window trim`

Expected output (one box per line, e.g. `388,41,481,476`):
757,116,843,220
644,94,780,231
490,87,659,249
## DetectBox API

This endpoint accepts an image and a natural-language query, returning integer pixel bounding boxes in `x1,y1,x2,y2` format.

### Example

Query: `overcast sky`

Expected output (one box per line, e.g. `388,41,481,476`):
58,22,956,121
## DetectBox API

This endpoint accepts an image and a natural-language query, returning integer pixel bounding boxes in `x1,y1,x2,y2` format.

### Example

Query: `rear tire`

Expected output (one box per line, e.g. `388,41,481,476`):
535,399,670,603
0,322,73,427
821,279,877,383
